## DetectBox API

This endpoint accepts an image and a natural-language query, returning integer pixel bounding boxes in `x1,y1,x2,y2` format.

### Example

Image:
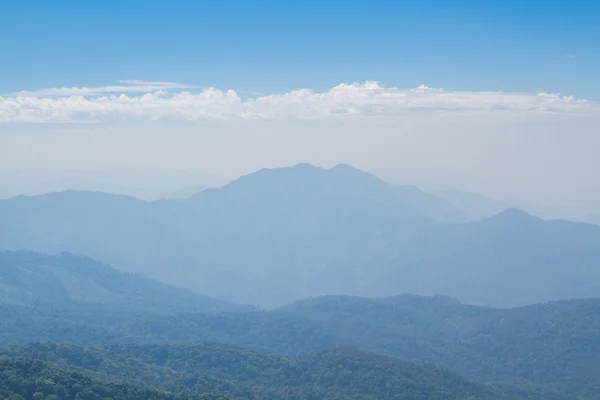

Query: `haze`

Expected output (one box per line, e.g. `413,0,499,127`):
2,2,600,400
2,112,599,218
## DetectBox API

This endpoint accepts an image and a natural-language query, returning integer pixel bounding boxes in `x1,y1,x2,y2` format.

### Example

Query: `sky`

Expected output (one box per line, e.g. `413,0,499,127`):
1,0,599,96
0,0,599,216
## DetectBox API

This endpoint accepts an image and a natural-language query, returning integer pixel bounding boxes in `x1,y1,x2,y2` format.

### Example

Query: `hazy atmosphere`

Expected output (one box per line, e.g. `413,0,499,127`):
2,87,600,217
2,1,600,218
1,1,600,400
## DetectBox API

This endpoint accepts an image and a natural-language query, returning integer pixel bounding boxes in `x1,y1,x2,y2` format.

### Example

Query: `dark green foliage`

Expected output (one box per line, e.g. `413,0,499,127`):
276,295,600,399
0,303,335,353
1,251,599,398
0,356,227,400
3,294,598,398
0,344,523,400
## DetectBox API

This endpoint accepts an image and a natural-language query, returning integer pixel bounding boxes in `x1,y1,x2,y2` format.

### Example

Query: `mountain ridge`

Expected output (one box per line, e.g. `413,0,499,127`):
0,250,240,316
1,164,600,307
0,343,539,400
0,281,598,398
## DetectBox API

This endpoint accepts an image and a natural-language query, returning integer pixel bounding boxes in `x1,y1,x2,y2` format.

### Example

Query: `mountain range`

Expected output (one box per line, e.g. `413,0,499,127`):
1,163,599,307
434,189,510,220
0,250,598,399
2,342,574,400
0,168,224,200
579,213,600,225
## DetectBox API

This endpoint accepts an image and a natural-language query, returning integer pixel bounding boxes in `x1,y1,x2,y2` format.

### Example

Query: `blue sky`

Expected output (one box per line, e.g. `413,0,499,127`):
1,0,600,216
1,0,599,98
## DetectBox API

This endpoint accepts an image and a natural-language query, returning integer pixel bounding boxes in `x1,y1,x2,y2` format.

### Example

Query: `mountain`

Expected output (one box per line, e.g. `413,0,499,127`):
0,343,569,400
0,254,598,399
0,291,597,398
0,168,226,200
0,250,239,317
370,167,484,194
435,189,510,220
276,294,600,399
427,210,600,306
578,213,600,225
1,164,600,307
153,184,206,200
183,163,465,221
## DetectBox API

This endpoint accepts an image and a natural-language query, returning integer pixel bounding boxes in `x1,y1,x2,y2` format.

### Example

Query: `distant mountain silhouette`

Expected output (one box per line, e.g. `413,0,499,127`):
1,164,600,307
184,163,466,222
482,207,544,225
578,213,600,225
153,184,206,200
0,168,225,200
435,189,510,219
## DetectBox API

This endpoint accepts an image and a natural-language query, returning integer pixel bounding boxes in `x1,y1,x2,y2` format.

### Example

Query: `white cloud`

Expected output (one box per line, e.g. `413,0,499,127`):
117,80,189,86
9,80,201,97
0,81,598,123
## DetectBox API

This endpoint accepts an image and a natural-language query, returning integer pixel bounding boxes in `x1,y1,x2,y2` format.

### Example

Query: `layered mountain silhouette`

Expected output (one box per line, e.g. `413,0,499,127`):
435,189,510,219
0,251,239,316
579,213,600,225
1,164,599,307
0,252,598,399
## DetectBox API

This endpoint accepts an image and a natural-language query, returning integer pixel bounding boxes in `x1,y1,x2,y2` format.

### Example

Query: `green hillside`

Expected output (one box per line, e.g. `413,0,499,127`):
0,356,227,400
0,343,541,400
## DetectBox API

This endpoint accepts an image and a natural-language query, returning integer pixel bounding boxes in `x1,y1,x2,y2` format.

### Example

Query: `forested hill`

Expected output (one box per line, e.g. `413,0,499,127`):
0,250,239,317
0,356,227,400
1,296,599,398
275,294,600,399
0,343,562,400
1,251,600,398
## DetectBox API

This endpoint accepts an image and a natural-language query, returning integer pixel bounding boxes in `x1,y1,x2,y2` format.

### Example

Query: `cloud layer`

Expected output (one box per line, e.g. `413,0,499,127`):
1,81,598,123
10,80,201,97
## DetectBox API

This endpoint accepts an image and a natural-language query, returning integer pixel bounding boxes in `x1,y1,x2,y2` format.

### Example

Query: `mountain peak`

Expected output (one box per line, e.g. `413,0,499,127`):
487,208,543,224
222,163,387,194
248,163,325,178
326,163,390,187
290,162,321,170
328,163,360,172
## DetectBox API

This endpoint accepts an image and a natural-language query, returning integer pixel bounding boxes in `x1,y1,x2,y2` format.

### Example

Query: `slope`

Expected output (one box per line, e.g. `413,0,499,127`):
0,343,544,400
435,189,510,220
277,294,600,399
0,250,238,318
1,280,599,398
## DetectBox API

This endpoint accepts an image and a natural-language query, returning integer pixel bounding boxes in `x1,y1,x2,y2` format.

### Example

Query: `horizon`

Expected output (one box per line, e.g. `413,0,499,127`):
1,1,600,217
0,161,597,219
2,3,600,399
